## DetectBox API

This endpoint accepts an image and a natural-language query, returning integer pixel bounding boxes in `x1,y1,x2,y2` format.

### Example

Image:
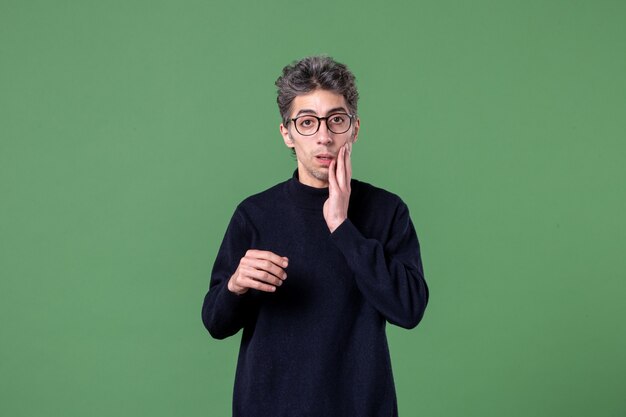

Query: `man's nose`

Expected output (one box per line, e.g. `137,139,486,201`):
316,120,333,145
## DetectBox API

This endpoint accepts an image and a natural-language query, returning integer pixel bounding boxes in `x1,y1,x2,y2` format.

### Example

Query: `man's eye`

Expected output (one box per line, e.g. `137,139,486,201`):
330,115,345,124
299,119,314,127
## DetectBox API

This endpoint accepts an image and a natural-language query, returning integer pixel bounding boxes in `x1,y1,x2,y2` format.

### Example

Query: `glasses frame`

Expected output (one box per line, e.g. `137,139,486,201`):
289,112,355,136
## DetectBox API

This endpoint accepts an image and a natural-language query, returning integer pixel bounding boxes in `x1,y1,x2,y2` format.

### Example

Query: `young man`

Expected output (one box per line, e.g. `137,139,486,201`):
202,56,428,416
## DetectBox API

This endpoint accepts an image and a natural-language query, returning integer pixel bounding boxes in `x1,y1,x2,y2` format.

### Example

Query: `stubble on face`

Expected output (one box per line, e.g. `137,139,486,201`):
290,128,357,185
288,131,331,182
307,166,330,182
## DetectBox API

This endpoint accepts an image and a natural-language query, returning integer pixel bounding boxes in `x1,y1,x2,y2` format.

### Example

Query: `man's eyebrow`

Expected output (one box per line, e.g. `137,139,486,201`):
294,107,348,118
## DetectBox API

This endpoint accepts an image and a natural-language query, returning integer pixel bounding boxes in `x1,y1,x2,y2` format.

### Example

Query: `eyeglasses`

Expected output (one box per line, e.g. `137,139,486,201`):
289,113,355,136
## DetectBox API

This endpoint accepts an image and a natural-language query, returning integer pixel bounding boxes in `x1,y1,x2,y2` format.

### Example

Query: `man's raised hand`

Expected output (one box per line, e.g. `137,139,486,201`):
227,249,289,295
323,142,352,232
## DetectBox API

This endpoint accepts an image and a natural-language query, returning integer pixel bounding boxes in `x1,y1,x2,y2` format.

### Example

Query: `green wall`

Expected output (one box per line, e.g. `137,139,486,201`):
1,1,624,416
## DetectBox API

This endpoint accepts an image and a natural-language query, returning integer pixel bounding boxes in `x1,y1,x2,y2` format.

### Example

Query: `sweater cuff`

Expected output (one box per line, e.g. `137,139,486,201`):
330,219,366,253
217,283,250,309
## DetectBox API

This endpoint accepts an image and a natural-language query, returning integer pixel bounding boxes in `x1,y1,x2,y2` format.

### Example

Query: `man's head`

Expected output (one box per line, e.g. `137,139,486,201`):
276,56,360,188
275,55,359,126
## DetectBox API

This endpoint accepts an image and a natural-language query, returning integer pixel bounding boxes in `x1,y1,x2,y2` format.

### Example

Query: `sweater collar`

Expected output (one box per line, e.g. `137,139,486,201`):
285,170,329,210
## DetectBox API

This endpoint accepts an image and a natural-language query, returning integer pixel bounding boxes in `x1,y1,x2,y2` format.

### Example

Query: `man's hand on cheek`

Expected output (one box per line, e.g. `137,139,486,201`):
323,142,352,233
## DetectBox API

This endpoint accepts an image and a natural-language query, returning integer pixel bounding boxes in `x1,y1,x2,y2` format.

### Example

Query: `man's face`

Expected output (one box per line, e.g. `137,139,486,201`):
279,89,360,188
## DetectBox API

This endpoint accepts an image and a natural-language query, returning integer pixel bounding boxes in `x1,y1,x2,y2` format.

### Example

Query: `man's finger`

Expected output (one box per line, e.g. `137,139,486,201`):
241,266,284,286
336,146,346,190
328,158,337,192
242,258,287,280
240,277,277,293
245,249,289,268
346,143,352,185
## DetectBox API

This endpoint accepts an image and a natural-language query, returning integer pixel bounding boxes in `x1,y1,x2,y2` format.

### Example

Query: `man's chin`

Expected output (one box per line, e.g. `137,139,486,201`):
311,170,329,181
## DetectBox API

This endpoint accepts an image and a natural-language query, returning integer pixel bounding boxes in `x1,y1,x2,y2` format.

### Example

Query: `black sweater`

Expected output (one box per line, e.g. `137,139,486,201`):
202,173,428,416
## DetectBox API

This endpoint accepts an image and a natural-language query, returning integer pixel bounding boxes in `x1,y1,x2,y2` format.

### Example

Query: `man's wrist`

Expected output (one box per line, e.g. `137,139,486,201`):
327,217,347,233
227,279,247,295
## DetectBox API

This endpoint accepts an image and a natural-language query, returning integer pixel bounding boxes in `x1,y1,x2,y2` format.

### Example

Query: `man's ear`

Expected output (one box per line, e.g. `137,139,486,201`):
351,117,360,143
280,123,295,149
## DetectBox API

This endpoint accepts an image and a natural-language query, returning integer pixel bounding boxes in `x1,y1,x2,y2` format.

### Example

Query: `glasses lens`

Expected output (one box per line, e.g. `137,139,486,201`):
295,116,319,136
293,113,352,136
327,113,351,134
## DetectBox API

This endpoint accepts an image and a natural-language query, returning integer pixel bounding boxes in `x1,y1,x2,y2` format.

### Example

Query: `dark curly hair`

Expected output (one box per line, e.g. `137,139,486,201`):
275,56,359,126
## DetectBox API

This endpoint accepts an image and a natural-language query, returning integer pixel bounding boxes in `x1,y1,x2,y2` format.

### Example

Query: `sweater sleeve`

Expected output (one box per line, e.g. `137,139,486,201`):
201,207,257,339
330,201,429,329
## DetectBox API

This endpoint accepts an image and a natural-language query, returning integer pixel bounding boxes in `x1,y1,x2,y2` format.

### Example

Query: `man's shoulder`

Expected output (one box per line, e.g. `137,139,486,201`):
236,179,289,211
351,178,405,208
